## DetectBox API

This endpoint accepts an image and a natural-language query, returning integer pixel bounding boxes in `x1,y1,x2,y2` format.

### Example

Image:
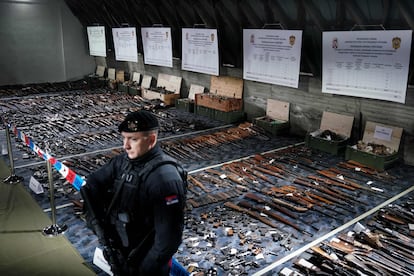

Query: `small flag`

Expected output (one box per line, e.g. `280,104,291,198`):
165,195,179,206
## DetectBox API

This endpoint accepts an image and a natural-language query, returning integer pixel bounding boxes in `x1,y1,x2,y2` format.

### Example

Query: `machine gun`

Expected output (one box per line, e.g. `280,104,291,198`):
80,185,125,275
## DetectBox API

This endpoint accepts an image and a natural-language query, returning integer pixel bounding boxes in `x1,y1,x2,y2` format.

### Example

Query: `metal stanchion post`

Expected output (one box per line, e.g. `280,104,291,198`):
3,124,23,184
42,159,68,236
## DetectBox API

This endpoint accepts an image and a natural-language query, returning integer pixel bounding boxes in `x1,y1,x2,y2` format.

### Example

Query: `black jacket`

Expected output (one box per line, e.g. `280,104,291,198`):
85,144,187,275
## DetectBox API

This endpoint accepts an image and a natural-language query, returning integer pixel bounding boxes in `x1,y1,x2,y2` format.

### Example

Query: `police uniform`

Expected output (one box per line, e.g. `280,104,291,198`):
83,111,187,276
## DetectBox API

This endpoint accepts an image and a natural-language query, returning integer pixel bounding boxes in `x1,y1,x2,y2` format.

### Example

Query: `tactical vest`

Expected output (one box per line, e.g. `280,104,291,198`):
107,154,187,248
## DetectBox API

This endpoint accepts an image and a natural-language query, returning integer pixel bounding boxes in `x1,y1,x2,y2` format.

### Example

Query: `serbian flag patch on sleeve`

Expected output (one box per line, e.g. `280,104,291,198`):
165,195,179,205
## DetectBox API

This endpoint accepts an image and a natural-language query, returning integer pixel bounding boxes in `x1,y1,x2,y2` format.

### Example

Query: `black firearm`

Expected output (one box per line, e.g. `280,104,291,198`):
80,186,124,275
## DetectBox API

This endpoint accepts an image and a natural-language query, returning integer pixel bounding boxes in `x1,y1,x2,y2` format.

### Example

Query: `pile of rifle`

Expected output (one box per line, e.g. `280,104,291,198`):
178,145,408,274
0,79,89,97
280,201,414,276
161,122,268,161
1,88,220,161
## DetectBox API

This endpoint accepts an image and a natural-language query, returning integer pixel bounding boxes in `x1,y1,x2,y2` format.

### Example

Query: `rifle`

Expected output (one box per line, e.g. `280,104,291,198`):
223,201,280,229
80,186,125,275
237,200,312,236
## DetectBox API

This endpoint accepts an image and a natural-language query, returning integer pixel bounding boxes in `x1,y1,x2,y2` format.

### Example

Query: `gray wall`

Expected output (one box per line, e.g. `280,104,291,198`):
98,55,414,165
0,0,95,85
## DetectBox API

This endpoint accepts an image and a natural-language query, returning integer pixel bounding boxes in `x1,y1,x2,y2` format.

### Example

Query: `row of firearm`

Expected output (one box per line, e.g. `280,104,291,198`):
0,79,91,97
2,88,221,161
279,200,414,276
161,122,269,161
177,145,404,273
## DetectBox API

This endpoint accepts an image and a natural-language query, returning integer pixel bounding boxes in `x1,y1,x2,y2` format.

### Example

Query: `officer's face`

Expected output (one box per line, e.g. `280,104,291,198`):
121,131,156,159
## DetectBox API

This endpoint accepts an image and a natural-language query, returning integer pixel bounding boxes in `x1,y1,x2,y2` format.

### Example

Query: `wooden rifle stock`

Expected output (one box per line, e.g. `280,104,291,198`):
187,175,211,193
244,192,298,219
223,201,279,229
238,200,311,236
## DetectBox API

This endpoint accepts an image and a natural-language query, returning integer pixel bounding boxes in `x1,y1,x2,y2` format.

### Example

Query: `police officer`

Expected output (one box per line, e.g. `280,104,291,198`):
82,110,187,275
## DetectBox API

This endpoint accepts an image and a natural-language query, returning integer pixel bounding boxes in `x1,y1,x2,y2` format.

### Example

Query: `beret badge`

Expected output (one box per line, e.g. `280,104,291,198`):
127,120,139,132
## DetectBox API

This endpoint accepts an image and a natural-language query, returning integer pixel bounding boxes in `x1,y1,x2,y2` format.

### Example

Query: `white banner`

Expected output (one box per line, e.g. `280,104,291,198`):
87,26,106,57
243,29,303,88
141,27,173,67
322,30,412,103
182,28,219,75
112,27,138,62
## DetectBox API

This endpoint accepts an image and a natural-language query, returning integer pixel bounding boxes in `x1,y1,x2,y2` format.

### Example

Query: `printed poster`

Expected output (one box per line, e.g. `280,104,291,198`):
141,27,173,67
112,27,138,62
87,26,106,57
322,30,412,103
182,28,219,75
243,29,303,88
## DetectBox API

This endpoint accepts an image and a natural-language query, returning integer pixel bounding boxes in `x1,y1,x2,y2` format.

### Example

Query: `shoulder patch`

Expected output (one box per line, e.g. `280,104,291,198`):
165,194,179,206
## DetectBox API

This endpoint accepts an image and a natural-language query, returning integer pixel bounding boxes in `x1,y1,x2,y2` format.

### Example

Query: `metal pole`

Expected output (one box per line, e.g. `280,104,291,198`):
42,159,67,236
3,124,23,184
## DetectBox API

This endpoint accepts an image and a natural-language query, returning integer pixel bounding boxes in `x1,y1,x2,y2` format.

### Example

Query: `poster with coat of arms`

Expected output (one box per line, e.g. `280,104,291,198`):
322,30,412,104
243,29,303,88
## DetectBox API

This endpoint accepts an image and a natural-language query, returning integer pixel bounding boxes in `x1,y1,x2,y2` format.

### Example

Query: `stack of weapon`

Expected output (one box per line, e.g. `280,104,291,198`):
0,79,89,97
161,122,269,161
183,144,399,253
279,200,414,276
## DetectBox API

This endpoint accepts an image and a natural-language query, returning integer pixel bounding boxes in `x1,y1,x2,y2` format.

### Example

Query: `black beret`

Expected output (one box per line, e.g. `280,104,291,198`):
118,110,159,132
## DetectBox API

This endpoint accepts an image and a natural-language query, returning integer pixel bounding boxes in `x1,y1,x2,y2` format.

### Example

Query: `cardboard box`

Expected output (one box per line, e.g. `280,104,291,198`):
345,121,403,171
195,76,243,112
142,73,181,106
305,111,354,155
253,99,290,135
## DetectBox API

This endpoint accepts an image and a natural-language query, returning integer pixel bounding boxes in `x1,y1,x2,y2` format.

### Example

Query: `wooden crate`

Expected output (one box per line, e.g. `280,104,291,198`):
345,121,403,171
253,99,290,135
305,111,354,155
142,90,180,105
142,73,181,106
195,76,243,112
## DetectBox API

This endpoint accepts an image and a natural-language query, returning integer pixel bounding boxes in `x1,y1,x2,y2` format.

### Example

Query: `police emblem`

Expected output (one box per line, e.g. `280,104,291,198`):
289,35,296,46
392,37,401,50
127,120,139,131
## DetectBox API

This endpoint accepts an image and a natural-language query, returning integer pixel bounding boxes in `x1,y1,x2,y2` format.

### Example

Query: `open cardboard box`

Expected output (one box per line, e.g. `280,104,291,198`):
253,99,290,136
142,73,181,106
305,111,354,155
345,121,403,171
